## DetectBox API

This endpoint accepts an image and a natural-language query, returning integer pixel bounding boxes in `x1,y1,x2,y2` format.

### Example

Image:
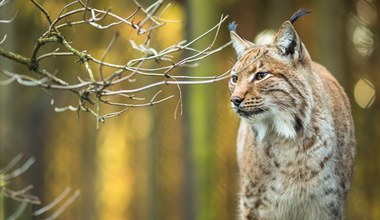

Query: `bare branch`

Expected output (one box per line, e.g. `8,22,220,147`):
0,34,6,44
0,0,231,124
8,200,28,220
2,157,35,181
133,0,163,28
102,69,231,95
2,187,41,205
0,11,18,23
46,190,81,220
100,92,174,108
1,155,80,219
34,187,71,216
54,105,79,112
101,107,129,119
30,0,52,25
0,154,23,174
0,156,41,206
0,47,31,66
99,32,119,81
0,0,9,7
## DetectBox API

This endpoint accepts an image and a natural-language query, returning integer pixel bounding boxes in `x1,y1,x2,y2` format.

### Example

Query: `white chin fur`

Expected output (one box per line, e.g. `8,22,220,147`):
247,110,297,142
271,111,297,139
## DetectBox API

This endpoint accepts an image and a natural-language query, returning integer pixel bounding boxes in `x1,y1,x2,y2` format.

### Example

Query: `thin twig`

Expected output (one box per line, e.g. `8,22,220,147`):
30,0,52,25
0,35,6,44
54,105,79,112
99,32,119,81
0,0,9,7
3,157,35,181
2,188,41,204
46,190,81,220
0,154,23,174
136,0,163,28
101,107,129,119
7,200,28,220
0,11,18,23
101,95,174,107
34,187,72,216
102,69,231,95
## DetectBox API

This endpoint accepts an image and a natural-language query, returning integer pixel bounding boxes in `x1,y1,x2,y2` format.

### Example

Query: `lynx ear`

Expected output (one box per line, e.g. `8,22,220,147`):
272,21,303,58
229,23,255,57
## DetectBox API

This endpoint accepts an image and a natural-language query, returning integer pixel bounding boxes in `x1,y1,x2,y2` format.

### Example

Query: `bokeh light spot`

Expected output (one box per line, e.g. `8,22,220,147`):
353,25,375,57
354,78,376,109
254,29,276,45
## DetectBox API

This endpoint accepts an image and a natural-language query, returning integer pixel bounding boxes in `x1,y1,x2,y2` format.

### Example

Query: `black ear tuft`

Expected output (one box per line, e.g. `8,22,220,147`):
228,21,238,32
289,9,311,24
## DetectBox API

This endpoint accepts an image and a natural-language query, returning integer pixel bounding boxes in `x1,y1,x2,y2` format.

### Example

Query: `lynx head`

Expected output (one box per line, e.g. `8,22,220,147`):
229,9,313,140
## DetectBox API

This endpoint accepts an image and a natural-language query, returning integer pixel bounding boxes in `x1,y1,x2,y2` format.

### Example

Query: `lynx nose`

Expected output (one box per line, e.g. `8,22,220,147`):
231,96,243,107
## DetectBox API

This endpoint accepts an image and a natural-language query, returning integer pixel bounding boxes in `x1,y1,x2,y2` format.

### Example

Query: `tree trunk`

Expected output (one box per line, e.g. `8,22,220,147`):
184,0,219,219
316,0,346,84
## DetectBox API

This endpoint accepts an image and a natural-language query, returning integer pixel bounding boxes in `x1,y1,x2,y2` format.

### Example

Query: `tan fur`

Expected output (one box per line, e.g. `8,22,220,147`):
229,21,355,220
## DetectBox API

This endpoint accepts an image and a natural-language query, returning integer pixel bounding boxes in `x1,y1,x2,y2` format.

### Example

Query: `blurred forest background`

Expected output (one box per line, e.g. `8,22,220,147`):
0,0,379,219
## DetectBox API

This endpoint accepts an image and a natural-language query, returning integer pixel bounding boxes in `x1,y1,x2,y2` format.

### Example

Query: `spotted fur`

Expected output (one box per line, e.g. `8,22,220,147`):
229,14,355,220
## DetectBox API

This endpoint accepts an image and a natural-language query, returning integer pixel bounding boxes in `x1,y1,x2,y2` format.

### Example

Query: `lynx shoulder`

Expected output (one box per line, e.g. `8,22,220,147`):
228,9,356,220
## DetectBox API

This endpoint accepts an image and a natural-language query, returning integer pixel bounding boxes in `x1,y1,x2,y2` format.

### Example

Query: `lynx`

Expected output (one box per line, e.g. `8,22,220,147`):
228,10,356,220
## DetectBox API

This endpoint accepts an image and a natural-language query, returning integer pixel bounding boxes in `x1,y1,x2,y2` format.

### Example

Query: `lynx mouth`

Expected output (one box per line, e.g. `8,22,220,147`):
236,108,268,117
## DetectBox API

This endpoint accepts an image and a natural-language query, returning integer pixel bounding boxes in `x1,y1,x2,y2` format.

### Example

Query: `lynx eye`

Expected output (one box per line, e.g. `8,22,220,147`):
231,75,238,84
255,71,269,81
